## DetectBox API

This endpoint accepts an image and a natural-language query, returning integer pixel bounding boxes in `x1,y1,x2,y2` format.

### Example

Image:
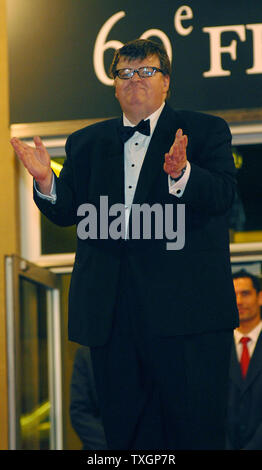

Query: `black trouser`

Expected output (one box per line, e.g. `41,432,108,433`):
90,258,233,450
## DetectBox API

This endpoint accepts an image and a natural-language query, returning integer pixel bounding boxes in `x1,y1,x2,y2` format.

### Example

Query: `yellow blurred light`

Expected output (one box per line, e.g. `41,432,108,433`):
51,160,63,176
232,149,243,169
20,401,50,431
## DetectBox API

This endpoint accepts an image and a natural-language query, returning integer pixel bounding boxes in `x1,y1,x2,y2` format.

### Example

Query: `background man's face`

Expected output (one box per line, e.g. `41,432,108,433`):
114,54,170,120
233,277,262,324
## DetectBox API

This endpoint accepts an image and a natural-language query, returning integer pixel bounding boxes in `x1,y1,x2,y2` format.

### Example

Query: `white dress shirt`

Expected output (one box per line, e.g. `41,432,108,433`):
35,102,191,235
234,321,262,361
123,102,190,231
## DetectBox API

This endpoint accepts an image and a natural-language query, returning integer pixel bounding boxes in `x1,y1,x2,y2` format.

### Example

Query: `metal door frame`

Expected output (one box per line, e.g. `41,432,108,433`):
5,255,63,449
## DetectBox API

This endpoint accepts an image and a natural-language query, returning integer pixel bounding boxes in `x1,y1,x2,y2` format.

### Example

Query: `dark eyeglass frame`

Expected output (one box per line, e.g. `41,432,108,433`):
114,66,164,80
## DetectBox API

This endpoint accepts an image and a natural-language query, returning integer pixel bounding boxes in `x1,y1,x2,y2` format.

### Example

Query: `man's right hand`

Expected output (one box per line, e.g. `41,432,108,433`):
10,136,53,195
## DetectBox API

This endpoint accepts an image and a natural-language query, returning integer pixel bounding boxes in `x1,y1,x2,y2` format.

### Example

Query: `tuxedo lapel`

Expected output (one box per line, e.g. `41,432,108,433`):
102,119,125,205
132,104,182,206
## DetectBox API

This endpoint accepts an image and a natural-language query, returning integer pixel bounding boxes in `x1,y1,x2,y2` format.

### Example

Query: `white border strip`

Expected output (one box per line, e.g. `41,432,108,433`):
5,257,17,450
47,288,63,450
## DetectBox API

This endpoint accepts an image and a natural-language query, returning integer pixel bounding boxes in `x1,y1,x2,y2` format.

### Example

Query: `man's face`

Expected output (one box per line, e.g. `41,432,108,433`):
114,54,170,122
233,277,262,324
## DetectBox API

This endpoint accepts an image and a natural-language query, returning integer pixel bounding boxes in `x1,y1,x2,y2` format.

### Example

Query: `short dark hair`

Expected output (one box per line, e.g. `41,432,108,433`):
232,269,261,293
109,38,171,79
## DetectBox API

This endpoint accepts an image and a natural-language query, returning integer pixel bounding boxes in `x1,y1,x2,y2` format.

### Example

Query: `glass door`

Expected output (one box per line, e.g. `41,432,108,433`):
5,255,63,449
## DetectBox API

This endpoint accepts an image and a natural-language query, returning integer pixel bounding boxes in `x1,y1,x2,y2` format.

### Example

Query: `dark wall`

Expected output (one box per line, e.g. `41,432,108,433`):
7,0,262,123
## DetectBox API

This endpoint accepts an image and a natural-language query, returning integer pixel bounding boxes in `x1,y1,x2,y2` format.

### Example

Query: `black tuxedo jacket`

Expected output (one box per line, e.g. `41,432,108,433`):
226,331,262,449
34,104,239,346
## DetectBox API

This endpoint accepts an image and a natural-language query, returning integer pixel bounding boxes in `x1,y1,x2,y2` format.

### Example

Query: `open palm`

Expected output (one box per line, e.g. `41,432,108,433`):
11,136,53,191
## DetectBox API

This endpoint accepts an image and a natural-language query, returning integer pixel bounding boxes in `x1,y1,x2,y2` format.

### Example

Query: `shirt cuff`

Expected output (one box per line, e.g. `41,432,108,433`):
34,173,57,204
168,161,191,198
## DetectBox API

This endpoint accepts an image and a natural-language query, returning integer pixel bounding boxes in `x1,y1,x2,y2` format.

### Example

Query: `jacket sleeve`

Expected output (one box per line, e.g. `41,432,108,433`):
179,115,237,215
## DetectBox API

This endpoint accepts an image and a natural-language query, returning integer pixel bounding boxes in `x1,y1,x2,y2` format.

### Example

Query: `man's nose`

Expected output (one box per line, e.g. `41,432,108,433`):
131,70,142,80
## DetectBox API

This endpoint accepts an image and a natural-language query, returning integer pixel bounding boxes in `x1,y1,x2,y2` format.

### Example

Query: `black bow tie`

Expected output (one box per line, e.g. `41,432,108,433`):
119,119,150,143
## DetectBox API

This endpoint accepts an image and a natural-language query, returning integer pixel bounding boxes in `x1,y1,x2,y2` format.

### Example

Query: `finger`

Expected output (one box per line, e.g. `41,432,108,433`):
178,135,187,155
33,135,50,164
169,129,182,152
11,137,35,152
10,137,24,151
169,129,185,153
10,138,30,160
171,136,187,160
33,136,44,148
178,138,186,156
174,130,187,146
165,152,174,163
33,136,47,156
169,144,183,161
167,129,182,154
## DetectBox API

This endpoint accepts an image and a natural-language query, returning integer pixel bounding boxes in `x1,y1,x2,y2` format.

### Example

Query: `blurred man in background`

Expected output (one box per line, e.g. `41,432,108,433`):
226,270,262,450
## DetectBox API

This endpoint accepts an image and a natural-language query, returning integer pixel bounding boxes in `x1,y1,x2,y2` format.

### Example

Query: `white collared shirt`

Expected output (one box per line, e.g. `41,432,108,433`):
123,102,190,231
234,321,262,361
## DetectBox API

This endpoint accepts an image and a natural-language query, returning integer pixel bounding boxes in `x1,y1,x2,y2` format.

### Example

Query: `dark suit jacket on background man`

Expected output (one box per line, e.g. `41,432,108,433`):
227,332,262,449
226,271,262,450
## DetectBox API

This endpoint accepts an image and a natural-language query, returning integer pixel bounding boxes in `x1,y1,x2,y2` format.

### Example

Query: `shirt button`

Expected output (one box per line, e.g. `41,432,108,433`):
129,185,132,189
176,189,182,195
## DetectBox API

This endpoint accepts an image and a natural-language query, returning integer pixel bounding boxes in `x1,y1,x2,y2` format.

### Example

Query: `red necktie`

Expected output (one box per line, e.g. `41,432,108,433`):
240,337,251,379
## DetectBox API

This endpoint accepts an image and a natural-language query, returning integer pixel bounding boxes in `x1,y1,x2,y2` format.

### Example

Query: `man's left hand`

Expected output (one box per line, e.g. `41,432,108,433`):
163,128,188,179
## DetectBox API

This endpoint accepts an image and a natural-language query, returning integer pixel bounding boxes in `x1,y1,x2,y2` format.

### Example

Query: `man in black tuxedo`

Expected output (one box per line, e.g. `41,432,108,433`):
226,270,262,449
11,39,238,450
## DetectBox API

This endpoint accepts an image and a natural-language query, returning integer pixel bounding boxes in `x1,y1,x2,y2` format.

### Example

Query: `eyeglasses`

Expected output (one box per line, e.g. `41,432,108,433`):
114,66,164,80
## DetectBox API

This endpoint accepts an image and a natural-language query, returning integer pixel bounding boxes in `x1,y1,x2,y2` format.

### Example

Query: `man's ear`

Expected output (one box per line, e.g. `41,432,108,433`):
258,290,262,306
114,80,118,99
163,75,170,96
